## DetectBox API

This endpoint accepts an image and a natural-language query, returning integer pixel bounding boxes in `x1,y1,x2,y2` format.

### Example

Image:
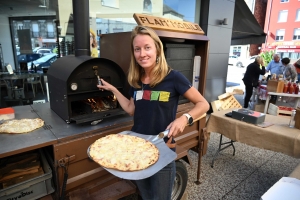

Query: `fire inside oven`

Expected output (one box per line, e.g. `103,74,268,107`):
71,95,117,116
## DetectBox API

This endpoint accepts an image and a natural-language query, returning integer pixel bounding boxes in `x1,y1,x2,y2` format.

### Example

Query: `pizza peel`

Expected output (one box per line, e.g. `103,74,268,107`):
87,131,177,180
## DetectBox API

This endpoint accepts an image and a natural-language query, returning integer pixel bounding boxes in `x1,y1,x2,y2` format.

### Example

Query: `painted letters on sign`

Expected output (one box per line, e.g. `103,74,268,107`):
133,13,205,35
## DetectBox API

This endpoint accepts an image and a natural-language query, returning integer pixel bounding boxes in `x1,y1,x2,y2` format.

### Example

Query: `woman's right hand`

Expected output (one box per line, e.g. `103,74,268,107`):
97,79,116,92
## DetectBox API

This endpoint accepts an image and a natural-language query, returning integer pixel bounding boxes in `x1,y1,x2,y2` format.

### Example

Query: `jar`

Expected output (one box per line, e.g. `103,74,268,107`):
289,110,296,128
283,83,288,93
289,82,294,94
295,84,299,94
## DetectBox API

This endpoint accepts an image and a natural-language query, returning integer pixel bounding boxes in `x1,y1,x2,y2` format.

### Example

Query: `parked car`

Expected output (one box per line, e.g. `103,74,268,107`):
228,55,243,67
27,53,57,71
241,55,258,68
17,53,42,63
229,55,258,68
36,48,53,56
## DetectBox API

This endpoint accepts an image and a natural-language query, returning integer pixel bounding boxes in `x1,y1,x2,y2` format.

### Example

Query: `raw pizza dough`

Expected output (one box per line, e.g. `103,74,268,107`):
89,134,159,171
0,118,44,134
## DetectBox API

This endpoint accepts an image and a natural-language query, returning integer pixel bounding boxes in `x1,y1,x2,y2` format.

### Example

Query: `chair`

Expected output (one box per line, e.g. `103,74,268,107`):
26,74,44,98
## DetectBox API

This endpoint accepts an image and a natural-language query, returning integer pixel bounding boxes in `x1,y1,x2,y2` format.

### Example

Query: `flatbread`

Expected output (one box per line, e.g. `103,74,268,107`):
89,134,159,171
0,118,44,134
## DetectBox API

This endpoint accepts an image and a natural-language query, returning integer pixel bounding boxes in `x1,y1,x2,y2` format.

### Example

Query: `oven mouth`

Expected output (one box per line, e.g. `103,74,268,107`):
70,94,126,124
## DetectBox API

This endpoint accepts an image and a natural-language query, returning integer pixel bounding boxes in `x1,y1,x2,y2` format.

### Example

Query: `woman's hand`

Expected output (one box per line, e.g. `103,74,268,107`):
166,115,187,138
97,79,116,92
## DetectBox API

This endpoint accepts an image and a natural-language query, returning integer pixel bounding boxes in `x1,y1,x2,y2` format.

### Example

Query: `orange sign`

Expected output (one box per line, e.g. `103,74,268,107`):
271,41,300,46
133,13,205,35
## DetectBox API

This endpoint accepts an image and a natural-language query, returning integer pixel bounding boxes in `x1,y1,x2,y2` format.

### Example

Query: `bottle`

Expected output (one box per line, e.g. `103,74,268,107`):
295,84,299,95
283,82,288,93
287,81,291,93
289,110,296,128
289,81,294,94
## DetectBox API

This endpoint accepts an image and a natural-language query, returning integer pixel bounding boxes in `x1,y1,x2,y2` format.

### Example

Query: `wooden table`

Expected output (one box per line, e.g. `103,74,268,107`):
263,92,300,114
206,109,300,159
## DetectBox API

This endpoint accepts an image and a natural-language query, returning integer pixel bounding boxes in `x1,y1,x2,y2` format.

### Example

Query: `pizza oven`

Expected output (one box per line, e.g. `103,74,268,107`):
47,56,126,124
47,0,127,124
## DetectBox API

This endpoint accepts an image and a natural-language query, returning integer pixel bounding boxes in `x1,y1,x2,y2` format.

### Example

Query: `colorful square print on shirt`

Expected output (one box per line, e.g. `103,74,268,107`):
159,91,170,102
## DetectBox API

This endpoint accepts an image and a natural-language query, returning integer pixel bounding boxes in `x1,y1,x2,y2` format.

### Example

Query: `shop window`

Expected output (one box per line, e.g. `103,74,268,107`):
291,53,299,59
293,28,300,40
278,10,288,22
32,23,39,38
296,9,300,21
276,29,285,41
47,23,54,38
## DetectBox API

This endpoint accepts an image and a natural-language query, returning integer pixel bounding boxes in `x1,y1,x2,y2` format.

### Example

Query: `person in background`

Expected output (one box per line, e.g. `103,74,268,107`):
266,53,283,77
97,25,209,200
90,29,98,57
293,58,300,83
281,57,297,82
242,56,266,109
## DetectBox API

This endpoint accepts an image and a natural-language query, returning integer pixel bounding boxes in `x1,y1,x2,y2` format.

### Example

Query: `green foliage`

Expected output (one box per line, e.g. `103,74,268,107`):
259,50,274,66
52,47,58,53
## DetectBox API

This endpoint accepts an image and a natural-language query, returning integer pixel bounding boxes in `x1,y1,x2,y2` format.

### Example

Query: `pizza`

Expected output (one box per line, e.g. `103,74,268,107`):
0,118,44,134
89,134,159,171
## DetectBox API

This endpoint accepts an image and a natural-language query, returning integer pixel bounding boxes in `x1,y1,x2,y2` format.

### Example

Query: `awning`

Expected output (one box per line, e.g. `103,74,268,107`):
231,0,267,45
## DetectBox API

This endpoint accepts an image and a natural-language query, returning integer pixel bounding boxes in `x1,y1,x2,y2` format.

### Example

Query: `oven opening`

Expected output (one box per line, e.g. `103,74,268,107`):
71,95,118,117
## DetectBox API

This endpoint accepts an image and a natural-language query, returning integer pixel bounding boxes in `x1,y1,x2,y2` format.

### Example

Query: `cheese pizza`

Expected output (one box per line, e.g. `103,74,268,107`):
0,118,44,134
89,134,159,171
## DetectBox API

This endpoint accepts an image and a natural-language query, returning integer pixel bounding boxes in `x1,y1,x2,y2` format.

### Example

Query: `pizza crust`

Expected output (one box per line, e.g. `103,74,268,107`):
0,118,44,134
89,134,159,171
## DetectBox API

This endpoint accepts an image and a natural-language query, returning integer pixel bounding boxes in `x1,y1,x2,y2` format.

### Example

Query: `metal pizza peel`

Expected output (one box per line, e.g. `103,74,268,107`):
87,130,177,180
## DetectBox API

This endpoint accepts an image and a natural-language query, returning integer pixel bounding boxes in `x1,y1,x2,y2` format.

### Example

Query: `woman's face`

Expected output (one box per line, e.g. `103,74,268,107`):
133,34,157,70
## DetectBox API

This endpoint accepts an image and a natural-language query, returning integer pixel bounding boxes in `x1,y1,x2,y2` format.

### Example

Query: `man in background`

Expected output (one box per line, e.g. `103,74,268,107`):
266,53,284,77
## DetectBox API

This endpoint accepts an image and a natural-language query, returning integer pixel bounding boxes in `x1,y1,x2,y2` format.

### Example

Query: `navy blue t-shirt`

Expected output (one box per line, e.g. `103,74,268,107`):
129,70,192,136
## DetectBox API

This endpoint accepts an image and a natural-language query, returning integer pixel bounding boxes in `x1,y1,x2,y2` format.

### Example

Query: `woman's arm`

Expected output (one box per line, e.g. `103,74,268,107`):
166,87,209,138
97,79,135,116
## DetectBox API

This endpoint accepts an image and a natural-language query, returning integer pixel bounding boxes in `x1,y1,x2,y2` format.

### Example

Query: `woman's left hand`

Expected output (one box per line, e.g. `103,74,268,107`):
166,115,187,138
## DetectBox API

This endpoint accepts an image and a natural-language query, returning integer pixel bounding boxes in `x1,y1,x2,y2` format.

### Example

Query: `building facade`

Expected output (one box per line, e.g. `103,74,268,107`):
263,0,300,61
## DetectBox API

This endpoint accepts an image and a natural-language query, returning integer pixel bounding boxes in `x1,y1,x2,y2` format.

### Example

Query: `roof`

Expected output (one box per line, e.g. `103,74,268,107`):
231,0,266,45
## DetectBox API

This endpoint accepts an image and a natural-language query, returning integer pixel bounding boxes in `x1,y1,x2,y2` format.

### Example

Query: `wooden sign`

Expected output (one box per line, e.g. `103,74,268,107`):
133,13,205,35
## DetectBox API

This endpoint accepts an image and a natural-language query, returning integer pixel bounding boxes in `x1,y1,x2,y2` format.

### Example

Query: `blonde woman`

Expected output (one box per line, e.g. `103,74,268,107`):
90,29,98,57
97,25,209,199
242,56,266,108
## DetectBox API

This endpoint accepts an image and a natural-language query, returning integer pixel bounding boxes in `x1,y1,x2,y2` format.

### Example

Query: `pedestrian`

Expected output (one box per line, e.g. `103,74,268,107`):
293,58,300,83
266,53,284,77
281,57,297,82
97,25,209,200
242,56,266,109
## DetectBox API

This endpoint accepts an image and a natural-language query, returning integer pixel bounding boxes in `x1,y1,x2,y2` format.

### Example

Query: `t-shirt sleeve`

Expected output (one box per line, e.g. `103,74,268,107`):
173,70,192,95
129,86,135,98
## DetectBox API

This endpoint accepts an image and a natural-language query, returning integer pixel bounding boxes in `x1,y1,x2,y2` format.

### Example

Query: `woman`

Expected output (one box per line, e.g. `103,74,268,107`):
97,25,209,200
90,29,98,57
281,57,297,82
242,56,266,109
293,58,300,83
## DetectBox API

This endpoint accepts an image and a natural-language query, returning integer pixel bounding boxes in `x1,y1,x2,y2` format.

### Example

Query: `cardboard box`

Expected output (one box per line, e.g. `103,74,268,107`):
267,80,284,93
232,108,266,124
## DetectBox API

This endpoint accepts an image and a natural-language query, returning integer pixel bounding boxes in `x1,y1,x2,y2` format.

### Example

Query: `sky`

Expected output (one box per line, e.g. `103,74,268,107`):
163,0,196,22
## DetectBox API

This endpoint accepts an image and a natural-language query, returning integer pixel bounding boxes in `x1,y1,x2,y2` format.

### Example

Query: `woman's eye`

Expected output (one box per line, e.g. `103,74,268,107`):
134,48,140,52
145,46,150,50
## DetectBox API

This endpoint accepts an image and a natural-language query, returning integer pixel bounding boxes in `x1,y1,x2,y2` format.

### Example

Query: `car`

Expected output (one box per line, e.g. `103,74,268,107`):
27,53,58,71
241,55,258,68
228,55,243,67
36,48,53,56
17,53,42,63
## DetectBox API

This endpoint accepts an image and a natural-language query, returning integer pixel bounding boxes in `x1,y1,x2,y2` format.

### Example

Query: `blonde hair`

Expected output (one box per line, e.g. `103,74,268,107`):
128,25,170,88
255,55,264,65
90,28,97,48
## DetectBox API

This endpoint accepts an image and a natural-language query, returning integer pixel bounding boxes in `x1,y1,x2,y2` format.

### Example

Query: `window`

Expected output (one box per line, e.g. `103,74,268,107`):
296,9,300,21
280,0,289,2
276,29,285,41
293,28,300,40
278,10,288,22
